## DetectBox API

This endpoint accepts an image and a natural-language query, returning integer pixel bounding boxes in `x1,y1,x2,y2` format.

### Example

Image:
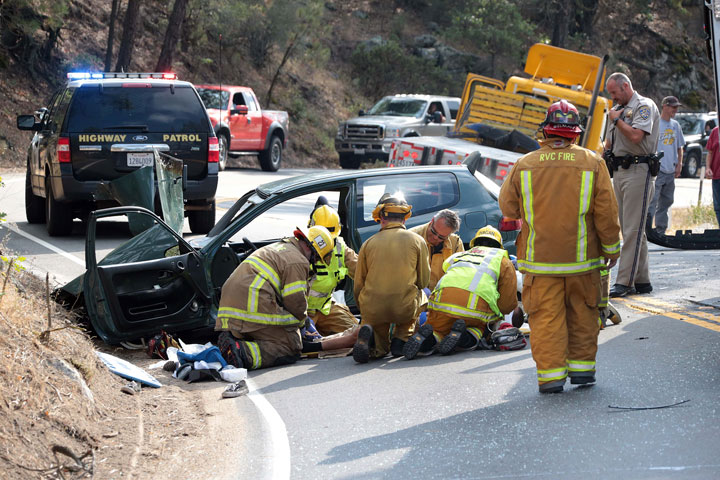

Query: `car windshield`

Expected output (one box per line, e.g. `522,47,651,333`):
367,97,428,118
197,89,229,110
67,85,209,133
676,116,705,135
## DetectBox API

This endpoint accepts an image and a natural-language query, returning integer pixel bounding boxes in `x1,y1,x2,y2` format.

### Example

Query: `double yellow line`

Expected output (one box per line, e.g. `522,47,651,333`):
614,297,720,332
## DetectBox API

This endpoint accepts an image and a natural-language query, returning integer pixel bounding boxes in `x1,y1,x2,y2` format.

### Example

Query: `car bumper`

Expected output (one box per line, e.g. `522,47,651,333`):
335,138,393,159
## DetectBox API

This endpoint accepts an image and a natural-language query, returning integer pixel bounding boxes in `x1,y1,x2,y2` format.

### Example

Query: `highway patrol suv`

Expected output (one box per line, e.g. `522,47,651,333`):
16,72,219,236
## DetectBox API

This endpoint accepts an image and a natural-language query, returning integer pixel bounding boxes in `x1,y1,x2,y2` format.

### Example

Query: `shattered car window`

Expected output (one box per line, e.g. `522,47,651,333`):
155,152,184,235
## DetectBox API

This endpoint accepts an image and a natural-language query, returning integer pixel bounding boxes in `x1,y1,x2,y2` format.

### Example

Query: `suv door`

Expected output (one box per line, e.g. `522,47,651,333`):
83,207,213,343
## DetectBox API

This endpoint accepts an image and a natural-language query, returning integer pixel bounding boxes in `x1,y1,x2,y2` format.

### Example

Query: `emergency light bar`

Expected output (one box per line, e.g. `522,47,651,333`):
67,72,177,80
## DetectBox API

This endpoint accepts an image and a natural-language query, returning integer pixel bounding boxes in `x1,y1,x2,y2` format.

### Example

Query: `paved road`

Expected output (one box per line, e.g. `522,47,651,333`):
1,167,719,479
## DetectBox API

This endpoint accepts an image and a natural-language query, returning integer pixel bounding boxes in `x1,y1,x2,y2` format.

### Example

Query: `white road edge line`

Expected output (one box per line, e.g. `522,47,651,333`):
1,223,85,266
245,378,290,480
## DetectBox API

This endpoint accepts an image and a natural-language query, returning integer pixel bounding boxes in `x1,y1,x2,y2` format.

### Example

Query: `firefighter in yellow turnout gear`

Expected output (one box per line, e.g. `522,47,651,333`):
498,100,621,393
403,226,518,360
306,203,359,336
215,226,334,370
352,193,430,363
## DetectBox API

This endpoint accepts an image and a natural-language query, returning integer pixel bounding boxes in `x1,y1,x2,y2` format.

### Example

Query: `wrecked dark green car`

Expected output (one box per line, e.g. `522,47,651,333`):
63,164,517,344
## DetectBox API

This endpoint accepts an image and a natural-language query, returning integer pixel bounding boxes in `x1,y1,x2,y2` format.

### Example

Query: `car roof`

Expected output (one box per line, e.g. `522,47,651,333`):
195,84,251,91
256,165,472,196
68,78,195,88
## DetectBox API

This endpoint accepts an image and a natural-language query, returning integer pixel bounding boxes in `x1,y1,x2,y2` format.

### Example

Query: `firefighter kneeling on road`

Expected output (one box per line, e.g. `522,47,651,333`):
498,99,621,394
403,226,519,360
215,226,334,370
306,201,359,336
352,193,430,363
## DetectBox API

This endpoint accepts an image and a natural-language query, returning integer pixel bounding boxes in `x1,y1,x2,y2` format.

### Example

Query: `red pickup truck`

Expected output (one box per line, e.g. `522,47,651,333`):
196,85,289,171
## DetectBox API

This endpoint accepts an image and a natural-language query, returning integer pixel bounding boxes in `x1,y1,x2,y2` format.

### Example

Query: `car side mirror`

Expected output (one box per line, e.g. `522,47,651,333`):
17,114,41,131
230,105,249,115
358,110,365,117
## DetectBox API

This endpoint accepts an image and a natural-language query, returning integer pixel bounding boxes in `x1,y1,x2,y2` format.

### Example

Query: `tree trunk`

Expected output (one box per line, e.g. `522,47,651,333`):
104,0,120,71
551,0,572,48
265,29,303,106
114,0,141,72
155,0,188,72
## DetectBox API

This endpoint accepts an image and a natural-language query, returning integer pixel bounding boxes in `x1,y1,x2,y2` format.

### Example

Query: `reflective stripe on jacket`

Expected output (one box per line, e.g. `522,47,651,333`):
498,138,621,276
429,247,508,322
216,238,310,330
307,238,358,315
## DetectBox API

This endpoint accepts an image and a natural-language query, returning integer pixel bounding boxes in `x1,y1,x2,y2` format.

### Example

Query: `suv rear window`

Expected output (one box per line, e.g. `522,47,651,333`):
66,85,209,133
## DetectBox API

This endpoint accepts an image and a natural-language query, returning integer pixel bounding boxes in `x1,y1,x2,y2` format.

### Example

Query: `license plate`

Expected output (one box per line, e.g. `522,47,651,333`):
396,159,416,167
127,152,154,167
353,148,365,155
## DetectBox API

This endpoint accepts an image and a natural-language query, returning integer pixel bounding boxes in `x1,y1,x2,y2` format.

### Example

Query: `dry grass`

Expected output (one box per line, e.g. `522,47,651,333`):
670,203,719,233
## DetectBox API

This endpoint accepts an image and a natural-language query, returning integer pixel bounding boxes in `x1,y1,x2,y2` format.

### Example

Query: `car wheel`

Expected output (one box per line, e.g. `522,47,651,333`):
188,201,216,234
45,177,73,236
25,166,45,224
682,151,700,178
339,153,361,169
259,136,282,172
218,134,229,171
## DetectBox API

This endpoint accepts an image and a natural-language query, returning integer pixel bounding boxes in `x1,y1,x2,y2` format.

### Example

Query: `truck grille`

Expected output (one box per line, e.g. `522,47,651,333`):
345,124,383,140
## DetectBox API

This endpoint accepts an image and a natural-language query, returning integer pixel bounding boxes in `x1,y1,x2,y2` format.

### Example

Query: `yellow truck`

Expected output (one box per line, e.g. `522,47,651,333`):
389,43,611,183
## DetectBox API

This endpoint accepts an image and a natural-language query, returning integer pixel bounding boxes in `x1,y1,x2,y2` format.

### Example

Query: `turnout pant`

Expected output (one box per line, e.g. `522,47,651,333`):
522,271,601,387
613,163,655,286
427,287,494,342
361,293,423,359
230,322,302,370
309,302,358,336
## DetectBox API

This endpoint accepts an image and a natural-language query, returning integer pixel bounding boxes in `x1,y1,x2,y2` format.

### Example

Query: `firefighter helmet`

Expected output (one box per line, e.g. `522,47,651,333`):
470,226,503,249
371,193,412,223
542,99,583,139
294,225,334,263
308,204,341,239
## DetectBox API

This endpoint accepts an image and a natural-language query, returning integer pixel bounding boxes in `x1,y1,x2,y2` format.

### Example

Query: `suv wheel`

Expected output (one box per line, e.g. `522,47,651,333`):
45,177,73,236
339,153,361,169
682,150,700,178
218,134,229,171
188,201,216,234
259,136,282,172
25,167,45,224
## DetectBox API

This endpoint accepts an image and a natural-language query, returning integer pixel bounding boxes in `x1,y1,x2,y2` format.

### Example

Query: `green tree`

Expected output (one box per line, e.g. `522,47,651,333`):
446,0,533,76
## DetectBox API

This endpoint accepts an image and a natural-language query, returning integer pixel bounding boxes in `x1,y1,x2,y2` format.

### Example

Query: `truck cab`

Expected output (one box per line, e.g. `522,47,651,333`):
335,94,460,169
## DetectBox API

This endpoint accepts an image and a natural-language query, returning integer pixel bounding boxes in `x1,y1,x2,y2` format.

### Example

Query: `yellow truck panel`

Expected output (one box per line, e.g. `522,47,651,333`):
454,44,610,154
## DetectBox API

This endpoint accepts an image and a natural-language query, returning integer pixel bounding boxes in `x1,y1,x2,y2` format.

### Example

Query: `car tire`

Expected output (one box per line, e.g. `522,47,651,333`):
188,201,216,234
682,150,700,178
339,153,361,169
25,166,45,224
45,177,73,236
259,136,282,172
218,134,229,171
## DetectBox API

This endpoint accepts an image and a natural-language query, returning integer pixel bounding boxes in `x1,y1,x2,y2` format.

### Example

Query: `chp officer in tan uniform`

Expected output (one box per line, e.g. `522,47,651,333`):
604,72,661,298
499,100,621,393
215,226,334,370
352,193,430,363
410,209,463,290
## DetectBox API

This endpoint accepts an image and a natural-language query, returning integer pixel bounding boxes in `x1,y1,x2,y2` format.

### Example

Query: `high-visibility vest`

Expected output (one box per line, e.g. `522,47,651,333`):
307,238,348,315
429,247,506,322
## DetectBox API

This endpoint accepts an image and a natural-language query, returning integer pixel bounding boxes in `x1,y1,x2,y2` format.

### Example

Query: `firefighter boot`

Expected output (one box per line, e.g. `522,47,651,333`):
217,331,250,369
539,379,565,394
403,323,435,360
352,325,375,364
390,338,407,358
437,319,467,355
570,374,596,385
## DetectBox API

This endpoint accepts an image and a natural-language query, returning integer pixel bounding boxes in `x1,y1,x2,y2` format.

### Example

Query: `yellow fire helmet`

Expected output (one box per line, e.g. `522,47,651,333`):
294,225,334,264
308,204,341,239
470,225,503,249
371,192,412,223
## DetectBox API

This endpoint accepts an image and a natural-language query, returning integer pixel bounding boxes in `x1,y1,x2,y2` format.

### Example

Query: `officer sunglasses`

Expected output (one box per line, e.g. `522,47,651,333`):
429,221,449,241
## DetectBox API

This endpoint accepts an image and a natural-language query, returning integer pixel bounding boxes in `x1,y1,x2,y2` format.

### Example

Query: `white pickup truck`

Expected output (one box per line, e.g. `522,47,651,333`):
335,94,460,169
